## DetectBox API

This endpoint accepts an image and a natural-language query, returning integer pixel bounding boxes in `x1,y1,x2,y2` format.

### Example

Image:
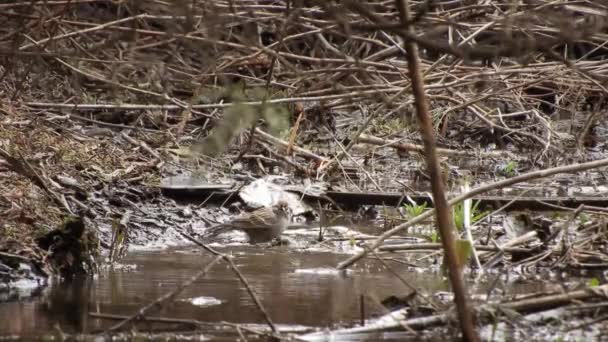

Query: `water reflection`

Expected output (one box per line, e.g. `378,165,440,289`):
0,276,94,336
0,247,434,335
0,246,553,338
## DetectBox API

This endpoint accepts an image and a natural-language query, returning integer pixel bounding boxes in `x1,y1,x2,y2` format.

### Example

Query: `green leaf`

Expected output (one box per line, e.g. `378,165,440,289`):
453,200,488,231
431,231,439,243
455,239,472,269
499,160,518,177
589,278,600,287
403,200,427,218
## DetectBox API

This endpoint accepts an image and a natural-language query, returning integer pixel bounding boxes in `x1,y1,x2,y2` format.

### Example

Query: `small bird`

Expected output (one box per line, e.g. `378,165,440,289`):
203,201,291,243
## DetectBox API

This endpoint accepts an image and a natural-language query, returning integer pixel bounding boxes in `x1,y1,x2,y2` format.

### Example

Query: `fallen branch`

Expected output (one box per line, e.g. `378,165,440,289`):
358,134,515,159
121,131,164,168
500,284,608,313
378,243,538,254
258,141,311,175
0,147,73,214
91,312,279,338
299,284,608,340
254,127,328,163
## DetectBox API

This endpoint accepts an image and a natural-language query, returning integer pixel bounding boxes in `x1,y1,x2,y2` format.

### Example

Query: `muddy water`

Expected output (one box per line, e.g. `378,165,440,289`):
0,246,552,339
0,247,442,337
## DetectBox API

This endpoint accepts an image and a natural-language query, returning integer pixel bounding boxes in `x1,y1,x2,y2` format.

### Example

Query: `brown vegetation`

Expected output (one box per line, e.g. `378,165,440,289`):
1,0,608,340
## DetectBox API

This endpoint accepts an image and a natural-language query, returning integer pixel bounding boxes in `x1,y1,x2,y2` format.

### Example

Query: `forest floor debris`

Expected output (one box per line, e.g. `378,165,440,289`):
1,0,608,340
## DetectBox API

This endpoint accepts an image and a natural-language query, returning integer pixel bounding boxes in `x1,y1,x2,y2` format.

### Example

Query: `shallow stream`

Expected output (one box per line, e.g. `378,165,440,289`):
0,247,433,337
0,245,554,340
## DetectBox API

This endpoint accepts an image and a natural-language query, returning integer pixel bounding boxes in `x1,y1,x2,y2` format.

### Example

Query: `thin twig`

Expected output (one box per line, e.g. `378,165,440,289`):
177,230,279,334
106,254,223,332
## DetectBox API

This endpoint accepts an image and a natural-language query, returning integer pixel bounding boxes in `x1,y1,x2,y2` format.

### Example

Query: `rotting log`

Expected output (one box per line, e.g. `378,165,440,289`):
159,183,608,212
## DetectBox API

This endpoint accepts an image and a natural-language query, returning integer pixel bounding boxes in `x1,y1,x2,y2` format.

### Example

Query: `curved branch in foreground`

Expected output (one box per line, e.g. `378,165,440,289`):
337,156,608,270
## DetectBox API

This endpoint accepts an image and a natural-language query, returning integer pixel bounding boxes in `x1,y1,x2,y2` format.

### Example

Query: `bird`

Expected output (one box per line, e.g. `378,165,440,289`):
203,201,291,244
